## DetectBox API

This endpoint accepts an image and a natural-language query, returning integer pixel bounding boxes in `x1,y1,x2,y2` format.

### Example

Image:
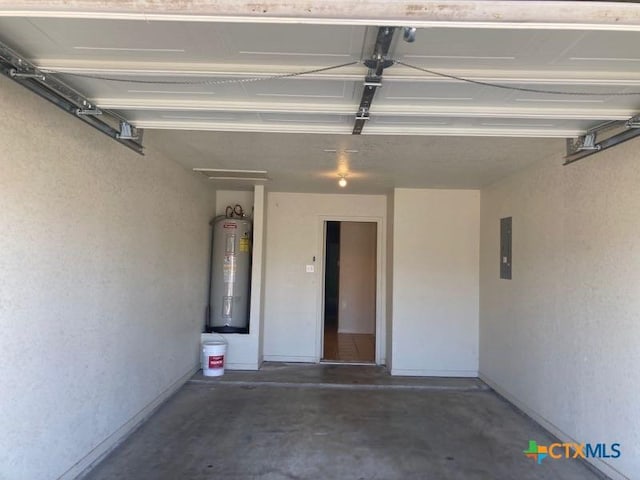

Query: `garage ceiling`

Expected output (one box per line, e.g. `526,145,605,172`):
146,130,561,192
1,2,639,191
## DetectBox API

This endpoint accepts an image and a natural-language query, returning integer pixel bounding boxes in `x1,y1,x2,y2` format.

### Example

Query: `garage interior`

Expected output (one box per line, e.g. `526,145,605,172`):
1,2,639,479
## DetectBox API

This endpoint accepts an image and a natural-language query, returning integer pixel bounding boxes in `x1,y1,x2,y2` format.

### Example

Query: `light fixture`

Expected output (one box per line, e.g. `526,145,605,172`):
338,174,348,188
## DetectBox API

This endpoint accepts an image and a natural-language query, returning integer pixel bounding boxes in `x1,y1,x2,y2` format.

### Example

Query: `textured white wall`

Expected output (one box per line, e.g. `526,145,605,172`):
263,193,386,362
391,189,480,376
0,76,216,480
479,144,640,480
338,222,377,334
215,190,254,217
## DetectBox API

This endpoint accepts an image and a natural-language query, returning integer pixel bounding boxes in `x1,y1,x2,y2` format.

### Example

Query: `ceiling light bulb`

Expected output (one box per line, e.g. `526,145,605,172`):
338,177,347,188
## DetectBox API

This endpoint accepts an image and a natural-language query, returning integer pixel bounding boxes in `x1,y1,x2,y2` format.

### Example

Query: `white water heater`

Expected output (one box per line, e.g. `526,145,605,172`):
209,216,252,333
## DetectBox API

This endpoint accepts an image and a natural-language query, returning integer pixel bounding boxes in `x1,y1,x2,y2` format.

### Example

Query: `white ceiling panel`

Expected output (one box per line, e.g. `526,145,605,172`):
258,112,349,125
395,28,640,73
0,17,56,57
559,31,640,72
229,24,365,61
51,73,248,100
0,18,365,65
123,110,354,134
394,28,534,63
119,110,259,123
243,78,353,100
365,115,597,137
377,81,505,104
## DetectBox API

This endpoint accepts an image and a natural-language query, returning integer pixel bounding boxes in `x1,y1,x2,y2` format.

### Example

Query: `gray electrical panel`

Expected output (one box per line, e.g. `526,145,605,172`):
500,217,512,280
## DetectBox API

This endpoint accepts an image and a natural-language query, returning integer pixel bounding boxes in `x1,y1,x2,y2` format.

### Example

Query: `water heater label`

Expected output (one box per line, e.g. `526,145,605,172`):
240,235,250,253
208,355,224,368
223,223,237,229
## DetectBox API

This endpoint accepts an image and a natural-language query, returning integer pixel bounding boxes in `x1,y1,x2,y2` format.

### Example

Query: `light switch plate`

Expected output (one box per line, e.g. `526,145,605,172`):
306,265,315,273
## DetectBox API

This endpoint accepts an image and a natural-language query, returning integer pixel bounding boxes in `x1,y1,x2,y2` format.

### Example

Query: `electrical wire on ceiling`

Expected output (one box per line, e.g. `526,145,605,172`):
40,61,359,85
40,59,640,96
394,60,640,96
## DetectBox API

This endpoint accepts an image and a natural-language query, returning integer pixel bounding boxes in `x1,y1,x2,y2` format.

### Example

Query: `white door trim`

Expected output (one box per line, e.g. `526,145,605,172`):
315,215,385,365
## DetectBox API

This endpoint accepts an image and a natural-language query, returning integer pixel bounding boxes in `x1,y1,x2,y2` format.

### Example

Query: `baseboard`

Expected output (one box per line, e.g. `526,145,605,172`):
62,365,198,480
262,355,316,363
391,368,478,377
479,372,629,480
225,362,260,371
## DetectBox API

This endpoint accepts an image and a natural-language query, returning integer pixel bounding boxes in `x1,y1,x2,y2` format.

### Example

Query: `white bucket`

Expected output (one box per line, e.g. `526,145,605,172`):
202,339,227,377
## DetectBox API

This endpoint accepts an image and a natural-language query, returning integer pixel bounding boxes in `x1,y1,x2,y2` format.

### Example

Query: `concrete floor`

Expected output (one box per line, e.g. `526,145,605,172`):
85,364,606,480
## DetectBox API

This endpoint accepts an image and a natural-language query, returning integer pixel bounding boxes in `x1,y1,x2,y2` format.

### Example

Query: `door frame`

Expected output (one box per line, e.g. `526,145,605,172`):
315,215,385,365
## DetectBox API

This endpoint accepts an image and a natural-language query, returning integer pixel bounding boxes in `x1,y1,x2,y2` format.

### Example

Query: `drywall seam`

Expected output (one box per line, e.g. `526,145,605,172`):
66,366,198,480
480,372,629,480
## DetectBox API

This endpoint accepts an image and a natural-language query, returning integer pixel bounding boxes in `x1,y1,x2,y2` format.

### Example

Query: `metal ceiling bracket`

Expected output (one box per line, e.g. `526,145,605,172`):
352,26,395,135
0,41,144,155
403,27,417,43
363,58,395,70
363,79,382,88
75,108,102,116
564,117,640,165
116,121,140,140
9,68,45,81
576,132,600,152
626,114,640,128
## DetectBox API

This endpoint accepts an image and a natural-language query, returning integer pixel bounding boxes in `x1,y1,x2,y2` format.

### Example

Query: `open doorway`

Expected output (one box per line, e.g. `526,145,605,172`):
322,221,377,363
